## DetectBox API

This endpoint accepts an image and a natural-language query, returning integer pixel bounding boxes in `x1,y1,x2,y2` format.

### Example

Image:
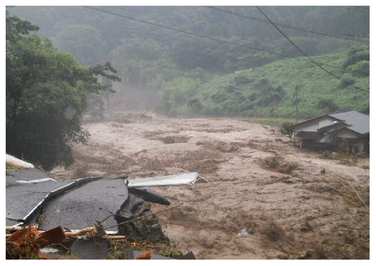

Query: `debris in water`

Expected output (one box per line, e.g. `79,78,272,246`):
6,154,35,169
6,168,202,259
6,226,65,259
115,192,169,242
128,172,199,187
237,227,256,237
135,250,152,259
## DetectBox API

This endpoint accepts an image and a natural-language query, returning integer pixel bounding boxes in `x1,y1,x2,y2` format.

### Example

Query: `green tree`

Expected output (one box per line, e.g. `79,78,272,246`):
6,15,120,170
317,99,338,113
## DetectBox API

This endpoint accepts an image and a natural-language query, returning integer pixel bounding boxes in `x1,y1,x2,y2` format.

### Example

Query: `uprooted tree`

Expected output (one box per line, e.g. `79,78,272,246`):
6,15,120,170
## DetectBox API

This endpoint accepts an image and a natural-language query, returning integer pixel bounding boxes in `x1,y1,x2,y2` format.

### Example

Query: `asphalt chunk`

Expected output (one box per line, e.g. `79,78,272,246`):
39,178,128,230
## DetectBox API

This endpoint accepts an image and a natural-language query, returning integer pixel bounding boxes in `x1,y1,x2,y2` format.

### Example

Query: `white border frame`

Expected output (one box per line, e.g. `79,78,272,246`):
0,1,373,265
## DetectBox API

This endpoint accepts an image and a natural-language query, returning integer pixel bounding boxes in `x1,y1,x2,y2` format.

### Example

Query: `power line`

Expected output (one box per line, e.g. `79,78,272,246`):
207,6,368,43
256,7,342,80
84,6,342,71
83,6,284,58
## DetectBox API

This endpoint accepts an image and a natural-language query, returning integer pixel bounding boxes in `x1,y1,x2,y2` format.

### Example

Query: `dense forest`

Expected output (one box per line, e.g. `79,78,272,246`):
6,6,369,168
8,6,369,116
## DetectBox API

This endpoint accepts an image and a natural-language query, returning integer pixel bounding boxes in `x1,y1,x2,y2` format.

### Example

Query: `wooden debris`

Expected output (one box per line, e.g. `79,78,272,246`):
135,250,152,259
6,225,65,259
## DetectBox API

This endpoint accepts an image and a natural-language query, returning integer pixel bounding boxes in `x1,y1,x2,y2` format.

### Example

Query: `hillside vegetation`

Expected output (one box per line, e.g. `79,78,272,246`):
160,46,369,118
9,7,369,112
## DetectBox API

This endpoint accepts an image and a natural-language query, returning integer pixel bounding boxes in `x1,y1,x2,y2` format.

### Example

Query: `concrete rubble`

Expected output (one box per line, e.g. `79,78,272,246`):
6,167,198,259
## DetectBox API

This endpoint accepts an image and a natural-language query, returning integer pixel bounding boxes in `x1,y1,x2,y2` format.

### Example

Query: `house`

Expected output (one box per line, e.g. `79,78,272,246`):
292,111,369,154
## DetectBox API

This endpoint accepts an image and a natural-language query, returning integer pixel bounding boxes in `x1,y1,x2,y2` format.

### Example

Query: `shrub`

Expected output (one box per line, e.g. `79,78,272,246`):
260,155,298,174
280,122,295,138
234,74,252,85
317,99,338,113
343,48,369,69
339,74,355,88
349,61,369,77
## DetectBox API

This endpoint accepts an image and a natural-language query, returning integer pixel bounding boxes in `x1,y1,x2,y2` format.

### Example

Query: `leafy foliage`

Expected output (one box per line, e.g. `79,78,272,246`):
6,15,119,169
160,46,368,118
343,48,369,69
280,122,295,138
348,61,369,77
339,74,355,88
7,7,369,120
317,99,338,113
159,76,206,115
8,6,368,104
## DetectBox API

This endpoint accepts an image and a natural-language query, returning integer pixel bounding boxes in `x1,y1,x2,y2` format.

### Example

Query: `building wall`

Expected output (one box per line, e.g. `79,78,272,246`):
336,130,359,139
336,138,367,154
294,117,336,132
293,114,368,154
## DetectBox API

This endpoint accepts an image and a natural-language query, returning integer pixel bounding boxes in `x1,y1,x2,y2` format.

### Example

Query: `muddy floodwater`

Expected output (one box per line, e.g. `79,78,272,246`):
50,113,369,259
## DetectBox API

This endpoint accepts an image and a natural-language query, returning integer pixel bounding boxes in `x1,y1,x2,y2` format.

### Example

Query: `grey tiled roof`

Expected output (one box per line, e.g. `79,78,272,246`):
329,111,369,135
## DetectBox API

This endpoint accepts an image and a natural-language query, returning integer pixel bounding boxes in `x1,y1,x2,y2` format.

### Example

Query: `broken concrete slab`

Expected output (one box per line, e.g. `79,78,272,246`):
6,168,53,185
6,168,194,245
6,169,100,227
128,187,170,205
6,174,71,225
115,192,169,243
39,178,128,231
128,172,199,187
5,168,200,259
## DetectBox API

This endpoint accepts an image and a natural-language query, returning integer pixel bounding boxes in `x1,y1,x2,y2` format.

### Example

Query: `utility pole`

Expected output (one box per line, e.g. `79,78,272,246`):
293,85,300,123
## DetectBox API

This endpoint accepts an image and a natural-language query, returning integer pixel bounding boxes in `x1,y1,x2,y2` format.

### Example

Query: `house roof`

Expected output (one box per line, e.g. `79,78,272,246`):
293,110,369,135
328,111,369,135
317,120,347,133
292,114,329,129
